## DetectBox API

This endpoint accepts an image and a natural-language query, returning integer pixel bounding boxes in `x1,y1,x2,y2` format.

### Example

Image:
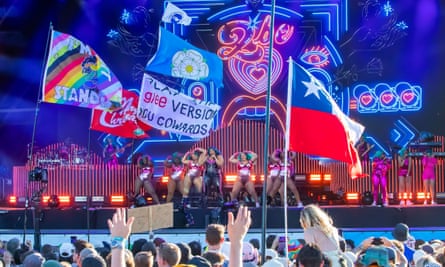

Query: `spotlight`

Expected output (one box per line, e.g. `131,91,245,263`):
47,195,59,208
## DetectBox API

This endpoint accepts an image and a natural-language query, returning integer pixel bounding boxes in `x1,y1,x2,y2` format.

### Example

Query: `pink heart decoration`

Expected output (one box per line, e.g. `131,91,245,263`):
360,93,373,106
381,92,394,105
228,49,282,95
401,91,415,103
249,67,266,81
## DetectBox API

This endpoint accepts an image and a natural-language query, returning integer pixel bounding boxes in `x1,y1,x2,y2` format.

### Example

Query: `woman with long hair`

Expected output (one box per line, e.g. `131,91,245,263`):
265,154,281,206
164,152,185,203
300,204,343,267
275,149,303,207
202,147,224,198
133,155,160,204
181,147,206,207
229,151,259,207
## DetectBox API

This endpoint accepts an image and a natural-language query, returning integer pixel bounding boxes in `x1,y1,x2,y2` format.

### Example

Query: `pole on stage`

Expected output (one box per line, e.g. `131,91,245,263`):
86,127,92,242
25,22,53,251
261,0,277,261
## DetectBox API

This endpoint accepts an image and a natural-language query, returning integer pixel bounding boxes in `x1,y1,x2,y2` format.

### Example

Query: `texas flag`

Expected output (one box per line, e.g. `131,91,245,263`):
287,59,364,178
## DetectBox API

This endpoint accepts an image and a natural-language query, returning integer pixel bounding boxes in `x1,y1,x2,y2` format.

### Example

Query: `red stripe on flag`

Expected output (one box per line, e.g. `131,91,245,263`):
289,106,353,164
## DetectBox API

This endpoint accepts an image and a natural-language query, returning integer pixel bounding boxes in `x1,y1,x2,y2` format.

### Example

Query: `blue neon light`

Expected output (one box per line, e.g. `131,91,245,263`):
120,9,131,24
352,82,423,113
383,1,394,17
396,21,408,30
323,35,343,66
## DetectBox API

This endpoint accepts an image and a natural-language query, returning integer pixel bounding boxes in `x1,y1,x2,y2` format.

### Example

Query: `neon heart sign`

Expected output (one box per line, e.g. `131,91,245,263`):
217,15,294,95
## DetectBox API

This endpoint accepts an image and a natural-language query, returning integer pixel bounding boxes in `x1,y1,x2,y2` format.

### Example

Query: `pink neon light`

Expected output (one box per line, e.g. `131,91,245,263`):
221,95,287,132
217,15,294,95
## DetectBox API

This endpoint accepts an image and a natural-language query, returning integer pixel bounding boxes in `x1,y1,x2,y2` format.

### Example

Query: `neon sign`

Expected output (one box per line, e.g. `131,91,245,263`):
352,82,422,113
300,46,330,68
217,15,294,95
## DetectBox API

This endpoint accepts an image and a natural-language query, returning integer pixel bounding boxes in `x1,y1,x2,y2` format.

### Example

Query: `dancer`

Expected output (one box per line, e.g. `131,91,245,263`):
164,152,185,203
275,149,303,207
371,151,391,206
132,155,160,204
265,154,281,205
299,204,343,267
229,151,260,207
397,148,412,205
202,147,224,198
182,148,206,207
422,150,438,205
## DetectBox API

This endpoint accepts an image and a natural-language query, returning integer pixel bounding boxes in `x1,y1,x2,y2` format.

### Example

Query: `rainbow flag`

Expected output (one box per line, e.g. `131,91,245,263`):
43,30,122,109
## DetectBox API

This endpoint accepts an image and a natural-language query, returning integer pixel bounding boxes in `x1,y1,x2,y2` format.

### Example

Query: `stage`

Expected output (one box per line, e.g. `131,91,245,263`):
2,204,445,233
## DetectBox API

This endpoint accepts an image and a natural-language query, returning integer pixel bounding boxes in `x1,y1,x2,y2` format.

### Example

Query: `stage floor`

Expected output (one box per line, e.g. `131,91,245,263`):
1,203,445,233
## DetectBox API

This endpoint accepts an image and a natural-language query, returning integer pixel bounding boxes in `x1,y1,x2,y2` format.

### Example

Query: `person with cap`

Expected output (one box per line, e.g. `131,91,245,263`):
59,243,75,263
23,252,46,267
43,260,63,267
262,249,283,267
392,223,415,264
241,242,258,267
371,151,391,206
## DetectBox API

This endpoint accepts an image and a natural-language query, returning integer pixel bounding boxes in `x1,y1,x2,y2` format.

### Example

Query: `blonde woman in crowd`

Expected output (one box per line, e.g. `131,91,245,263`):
299,204,343,267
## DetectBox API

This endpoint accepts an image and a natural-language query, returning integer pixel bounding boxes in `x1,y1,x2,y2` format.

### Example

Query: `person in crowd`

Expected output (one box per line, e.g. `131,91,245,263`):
73,240,94,267
296,244,324,267
422,150,438,205
164,152,185,203
182,148,206,207
371,151,391,206
188,241,202,256
132,155,160,205
397,148,413,205
228,151,259,207
202,251,225,267
265,154,281,206
205,224,227,257
156,243,181,267
392,223,415,264
82,254,106,267
273,149,303,207
134,251,154,267
176,243,192,264
299,204,343,267
202,147,225,199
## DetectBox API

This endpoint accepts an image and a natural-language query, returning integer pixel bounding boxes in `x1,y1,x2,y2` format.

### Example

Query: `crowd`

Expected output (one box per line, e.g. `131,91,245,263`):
1,205,445,267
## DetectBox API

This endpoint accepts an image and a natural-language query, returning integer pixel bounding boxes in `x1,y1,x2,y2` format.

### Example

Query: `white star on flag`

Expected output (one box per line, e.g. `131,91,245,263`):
302,76,324,99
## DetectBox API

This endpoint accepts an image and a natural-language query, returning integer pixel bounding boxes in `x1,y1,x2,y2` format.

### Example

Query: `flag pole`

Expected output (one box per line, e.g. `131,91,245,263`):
25,22,53,251
261,0,278,260
283,56,294,259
